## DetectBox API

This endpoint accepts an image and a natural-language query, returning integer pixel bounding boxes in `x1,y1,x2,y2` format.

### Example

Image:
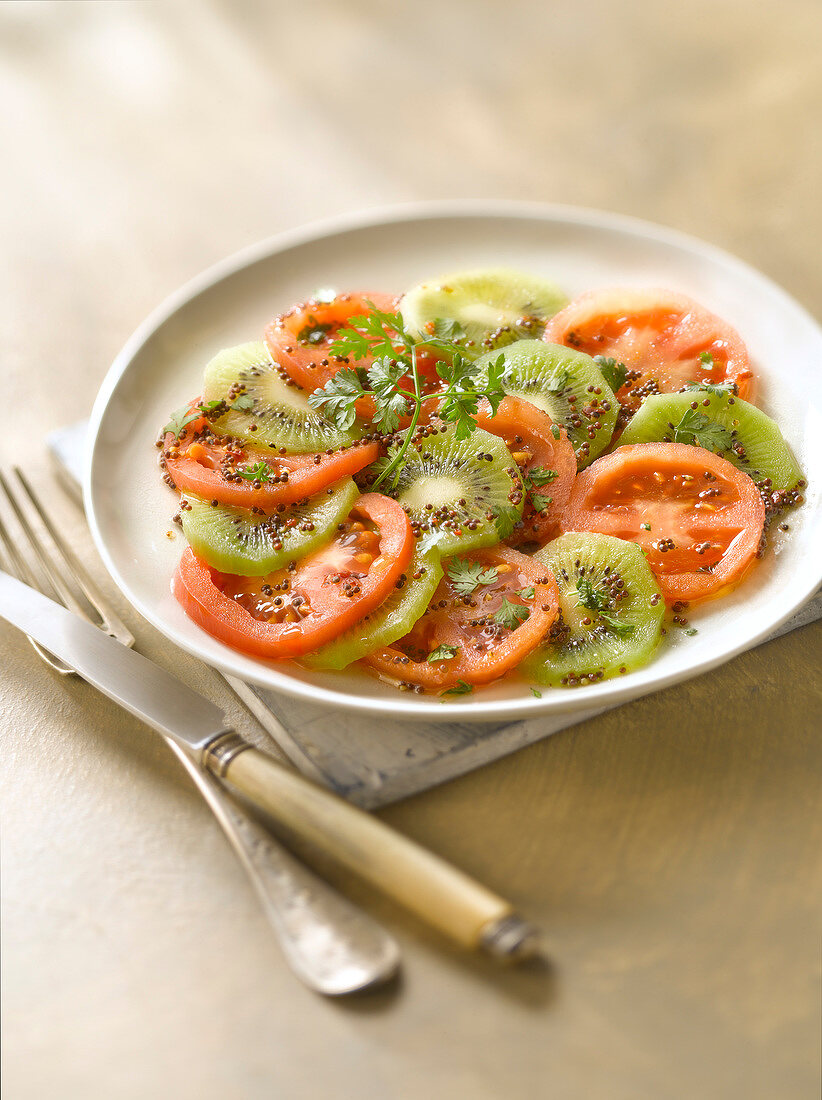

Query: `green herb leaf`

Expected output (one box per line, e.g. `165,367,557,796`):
523,466,559,492
308,367,366,430
197,399,224,416
671,408,733,451
447,558,499,596
432,317,468,342
598,610,635,636
232,394,255,412
237,460,273,483
518,586,535,600
442,679,473,697
550,424,561,440
530,686,542,698
593,355,629,393
493,597,530,630
296,317,333,346
162,405,201,439
681,380,738,397
548,368,570,394
491,503,521,541
575,577,608,613
699,351,714,366
428,644,458,663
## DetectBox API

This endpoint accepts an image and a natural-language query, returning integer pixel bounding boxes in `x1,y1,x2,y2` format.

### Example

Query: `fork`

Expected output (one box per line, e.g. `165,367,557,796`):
0,467,400,995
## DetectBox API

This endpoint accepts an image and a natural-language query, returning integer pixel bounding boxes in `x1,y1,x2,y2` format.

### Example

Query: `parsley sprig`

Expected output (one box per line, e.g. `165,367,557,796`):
593,355,629,394
446,558,499,596
308,303,510,490
493,597,530,630
671,408,732,451
237,460,273,483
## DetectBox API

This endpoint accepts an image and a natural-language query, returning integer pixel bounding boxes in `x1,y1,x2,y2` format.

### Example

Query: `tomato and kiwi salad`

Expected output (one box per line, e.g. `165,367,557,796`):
543,288,757,418
172,494,413,659
159,267,805,695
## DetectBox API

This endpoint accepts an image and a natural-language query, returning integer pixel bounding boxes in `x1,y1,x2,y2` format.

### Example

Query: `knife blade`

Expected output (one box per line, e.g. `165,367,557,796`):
0,568,541,959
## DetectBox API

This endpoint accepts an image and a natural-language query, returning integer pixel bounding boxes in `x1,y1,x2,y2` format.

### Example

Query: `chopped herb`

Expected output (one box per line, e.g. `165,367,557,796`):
442,679,473,697
523,467,559,491
232,394,255,412
576,578,635,636
530,495,552,513
593,355,629,393
598,610,635,636
493,597,530,630
162,404,201,439
681,380,738,397
237,460,273,483
640,522,651,531
297,317,334,345
518,586,535,600
447,557,499,596
491,503,521,541
550,424,561,440
428,643,458,663
548,368,570,393
671,408,733,451
197,399,224,416
530,686,542,698
698,351,714,366
431,317,468,342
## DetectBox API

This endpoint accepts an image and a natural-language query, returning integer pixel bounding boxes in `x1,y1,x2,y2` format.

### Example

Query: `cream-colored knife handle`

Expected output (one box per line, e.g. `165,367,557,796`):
203,735,540,959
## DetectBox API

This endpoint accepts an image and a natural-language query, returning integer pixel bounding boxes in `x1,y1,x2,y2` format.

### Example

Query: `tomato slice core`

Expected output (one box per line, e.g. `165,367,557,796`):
560,443,765,602
173,493,414,658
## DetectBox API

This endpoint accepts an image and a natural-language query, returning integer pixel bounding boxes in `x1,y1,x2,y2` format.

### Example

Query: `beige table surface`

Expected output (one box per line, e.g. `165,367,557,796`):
2,2,821,1097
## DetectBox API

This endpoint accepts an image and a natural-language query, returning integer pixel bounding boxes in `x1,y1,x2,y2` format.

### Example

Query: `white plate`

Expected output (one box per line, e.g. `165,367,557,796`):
85,201,822,722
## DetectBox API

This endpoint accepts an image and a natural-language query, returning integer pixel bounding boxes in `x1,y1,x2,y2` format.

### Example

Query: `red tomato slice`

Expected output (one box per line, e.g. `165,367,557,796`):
265,292,442,423
543,288,756,417
559,443,765,602
365,546,559,690
475,396,577,546
163,433,379,509
173,493,414,659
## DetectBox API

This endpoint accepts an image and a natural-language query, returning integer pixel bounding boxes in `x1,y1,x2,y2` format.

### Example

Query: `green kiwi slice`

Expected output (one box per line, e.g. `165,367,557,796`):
399,268,567,356
473,340,619,468
303,548,443,670
375,422,523,556
179,478,359,575
202,341,364,453
522,532,665,687
616,388,805,491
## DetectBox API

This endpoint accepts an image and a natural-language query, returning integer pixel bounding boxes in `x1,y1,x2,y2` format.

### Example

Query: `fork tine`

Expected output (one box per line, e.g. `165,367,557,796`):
0,496,75,674
12,467,135,647
0,469,91,619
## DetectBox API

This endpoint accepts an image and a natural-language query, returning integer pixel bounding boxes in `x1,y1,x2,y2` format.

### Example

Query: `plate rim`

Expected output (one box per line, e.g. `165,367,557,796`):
84,199,822,722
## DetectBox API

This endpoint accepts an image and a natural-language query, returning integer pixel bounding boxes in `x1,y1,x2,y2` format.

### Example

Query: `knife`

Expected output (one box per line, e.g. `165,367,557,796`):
0,569,541,959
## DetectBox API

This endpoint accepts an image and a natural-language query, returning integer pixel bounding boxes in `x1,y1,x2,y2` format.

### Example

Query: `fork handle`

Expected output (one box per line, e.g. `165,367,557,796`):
206,737,540,957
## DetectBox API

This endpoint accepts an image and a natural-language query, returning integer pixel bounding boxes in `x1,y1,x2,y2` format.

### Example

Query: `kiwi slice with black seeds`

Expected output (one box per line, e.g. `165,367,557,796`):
179,478,359,576
202,341,364,453
616,388,805,492
473,340,618,468
522,532,665,687
303,548,443,670
376,422,523,556
400,268,567,357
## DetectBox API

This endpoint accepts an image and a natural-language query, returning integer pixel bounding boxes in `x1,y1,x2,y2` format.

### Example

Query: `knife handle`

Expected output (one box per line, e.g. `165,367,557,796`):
204,735,540,958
